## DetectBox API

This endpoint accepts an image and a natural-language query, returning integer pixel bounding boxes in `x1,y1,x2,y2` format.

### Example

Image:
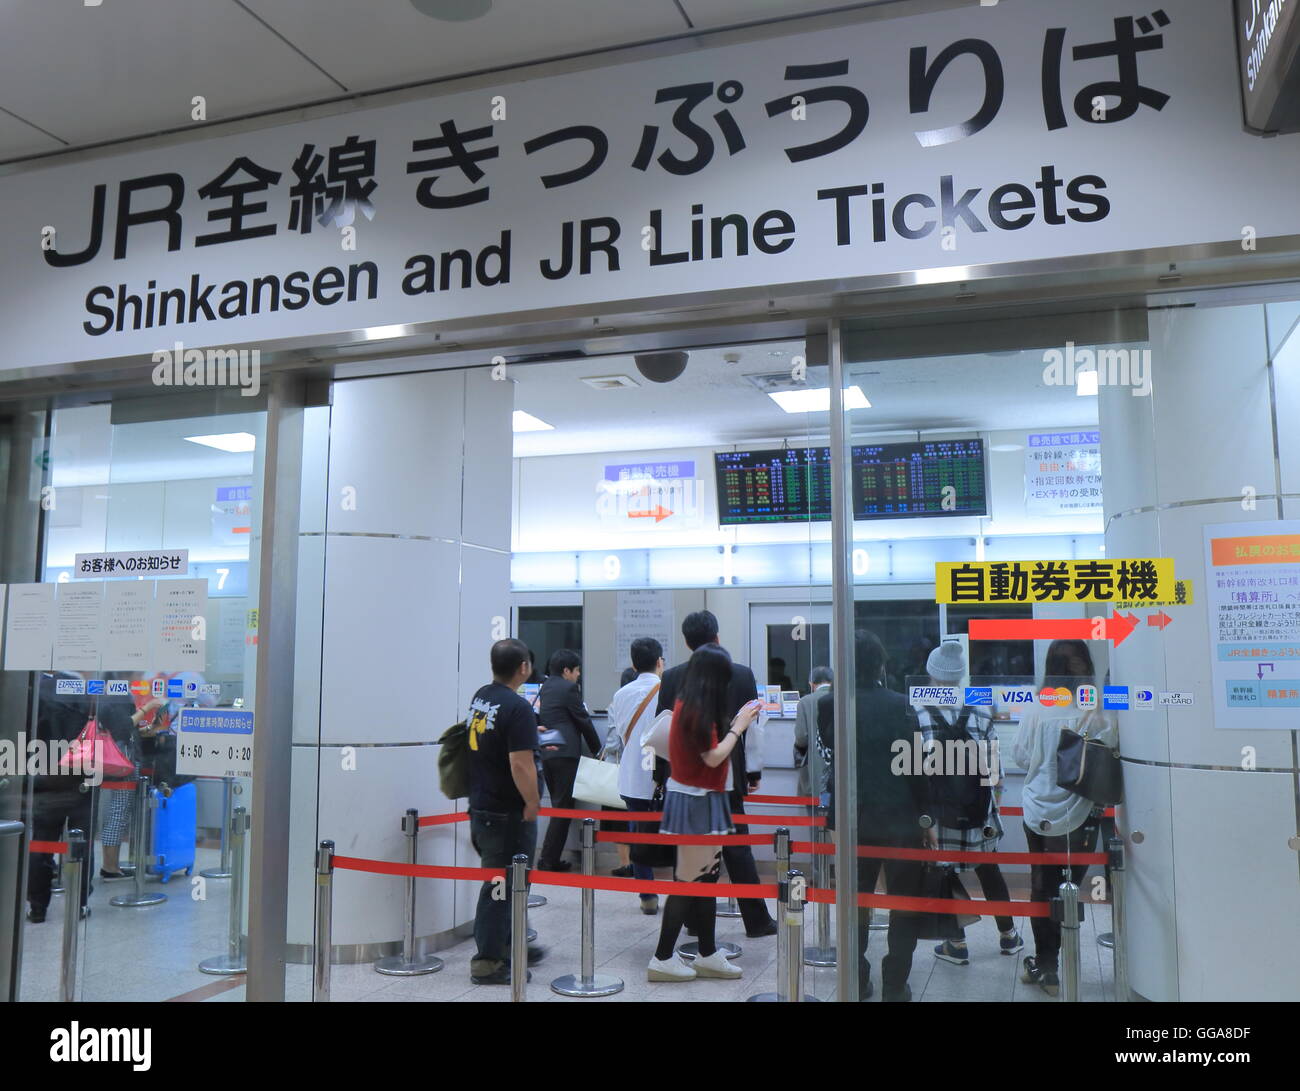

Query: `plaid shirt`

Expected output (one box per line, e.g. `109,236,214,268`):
919,706,1004,871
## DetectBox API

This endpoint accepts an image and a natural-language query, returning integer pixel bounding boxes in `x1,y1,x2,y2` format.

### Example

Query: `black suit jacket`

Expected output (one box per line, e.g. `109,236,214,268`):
537,675,601,760
655,647,759,792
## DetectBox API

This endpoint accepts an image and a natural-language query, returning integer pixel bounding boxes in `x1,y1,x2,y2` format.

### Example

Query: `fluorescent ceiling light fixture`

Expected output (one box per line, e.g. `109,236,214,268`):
1076,369,1099,396
768,386,871,413
184,432,257,453
362,324,412,341
989,443,1024,452
912,265,970,286
512,411,554,432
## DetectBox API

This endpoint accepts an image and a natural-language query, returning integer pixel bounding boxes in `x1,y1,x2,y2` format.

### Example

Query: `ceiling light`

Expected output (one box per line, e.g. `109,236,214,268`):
581,375,639,390
1076,370,1099,396
410,0,492,21
768,386,871,413
913,266,971,285
989,443,1024,453
184,432,257,453
512,411,554,432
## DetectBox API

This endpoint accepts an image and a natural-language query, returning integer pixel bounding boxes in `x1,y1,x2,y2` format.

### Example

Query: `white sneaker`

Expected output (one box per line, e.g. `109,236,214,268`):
648,954,697,982
692,950,743,979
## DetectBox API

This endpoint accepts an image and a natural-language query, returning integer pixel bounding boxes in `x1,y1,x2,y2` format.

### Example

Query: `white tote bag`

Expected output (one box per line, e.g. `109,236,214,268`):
572,755,626,809
639,708,674,759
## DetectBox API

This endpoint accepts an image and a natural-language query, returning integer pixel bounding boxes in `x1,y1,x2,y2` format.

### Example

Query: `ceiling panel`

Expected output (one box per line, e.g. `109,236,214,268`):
243,0,688,93
0,110,64,161
0,0,341,147
679,0,895,29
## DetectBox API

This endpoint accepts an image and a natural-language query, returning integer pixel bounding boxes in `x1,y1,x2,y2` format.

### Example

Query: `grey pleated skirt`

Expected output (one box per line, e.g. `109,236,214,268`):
661,789,734,836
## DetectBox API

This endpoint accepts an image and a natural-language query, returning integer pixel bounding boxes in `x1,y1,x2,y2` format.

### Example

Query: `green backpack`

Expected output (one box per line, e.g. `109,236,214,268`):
438,720,472,800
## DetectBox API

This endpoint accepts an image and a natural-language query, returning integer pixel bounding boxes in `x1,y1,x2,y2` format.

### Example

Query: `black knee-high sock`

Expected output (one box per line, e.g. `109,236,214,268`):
654,894,691,961
693,882,719,957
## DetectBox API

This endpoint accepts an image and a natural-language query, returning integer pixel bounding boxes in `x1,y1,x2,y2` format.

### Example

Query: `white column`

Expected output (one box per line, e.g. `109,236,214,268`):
285,368,512,956
1100,303,1300,1001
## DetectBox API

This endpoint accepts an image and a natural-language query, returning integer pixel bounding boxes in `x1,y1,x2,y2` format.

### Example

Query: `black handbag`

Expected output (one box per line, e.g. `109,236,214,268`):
1056,717,1123,805
628,782,676,870
894,862,980,941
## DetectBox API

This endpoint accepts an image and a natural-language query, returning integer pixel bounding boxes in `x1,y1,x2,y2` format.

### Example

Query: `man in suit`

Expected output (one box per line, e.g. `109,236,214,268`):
656,610,777,938
819,629,933,1001
536,649,602,872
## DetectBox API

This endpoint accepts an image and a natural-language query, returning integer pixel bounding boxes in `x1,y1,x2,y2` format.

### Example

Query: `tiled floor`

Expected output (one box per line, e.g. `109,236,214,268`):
19,843,1116,1003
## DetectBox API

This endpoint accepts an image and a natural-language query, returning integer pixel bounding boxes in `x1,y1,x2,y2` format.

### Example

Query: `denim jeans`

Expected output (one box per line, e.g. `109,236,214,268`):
1024,820,1099,971
470,808,537,975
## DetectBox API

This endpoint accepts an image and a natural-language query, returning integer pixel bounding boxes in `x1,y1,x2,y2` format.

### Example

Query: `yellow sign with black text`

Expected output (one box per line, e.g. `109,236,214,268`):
936,559,1178,605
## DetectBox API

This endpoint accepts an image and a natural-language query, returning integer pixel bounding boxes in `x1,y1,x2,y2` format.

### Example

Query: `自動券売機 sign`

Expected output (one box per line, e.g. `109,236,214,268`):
935,559,1176,604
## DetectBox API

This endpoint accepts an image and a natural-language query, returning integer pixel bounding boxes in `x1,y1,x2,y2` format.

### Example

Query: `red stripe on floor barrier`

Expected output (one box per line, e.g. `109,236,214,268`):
29,840,67,854
332,856,503,882
595,831,770,846
416,812,470,827
856,892,1053,917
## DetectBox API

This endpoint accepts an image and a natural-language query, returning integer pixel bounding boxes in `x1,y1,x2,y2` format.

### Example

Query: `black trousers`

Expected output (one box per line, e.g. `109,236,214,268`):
539,756,579,869
725,792,774,933
1024,820,1099,971
858,851,924,998
27,789,95,912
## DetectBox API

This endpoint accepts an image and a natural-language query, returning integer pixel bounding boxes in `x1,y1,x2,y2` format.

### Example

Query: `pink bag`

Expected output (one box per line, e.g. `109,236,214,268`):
59,719,135,780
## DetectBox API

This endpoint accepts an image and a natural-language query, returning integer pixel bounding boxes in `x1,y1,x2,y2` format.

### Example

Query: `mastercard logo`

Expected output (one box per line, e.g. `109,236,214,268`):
129,680,151,696
1038,686,1072,708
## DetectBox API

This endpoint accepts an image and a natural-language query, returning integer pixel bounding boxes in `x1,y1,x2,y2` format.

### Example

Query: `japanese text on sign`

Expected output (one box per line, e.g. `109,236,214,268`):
73,550,189,577
936,558,1176,604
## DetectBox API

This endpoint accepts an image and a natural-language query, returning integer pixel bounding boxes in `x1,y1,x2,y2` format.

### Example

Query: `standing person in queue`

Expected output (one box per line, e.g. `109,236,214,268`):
656,610,777,938
466,638,546,986
536,649,602,873
611,637,665,913
1011,639,1116,996
824,630,931,1001
917,641,1023,965
793,666,833,808
648,645,761,982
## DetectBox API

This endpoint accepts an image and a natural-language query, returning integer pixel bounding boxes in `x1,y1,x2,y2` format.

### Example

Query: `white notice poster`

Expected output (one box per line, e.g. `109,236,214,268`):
104,580,154,670
615,590,676,671
153,579,209,671
4,583,56,670
1203,520,1300,730
1025,431,1103,516
52,583,105,671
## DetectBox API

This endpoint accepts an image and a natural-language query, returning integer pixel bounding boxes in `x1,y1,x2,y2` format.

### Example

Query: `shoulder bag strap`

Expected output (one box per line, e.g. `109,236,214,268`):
623,683,661,745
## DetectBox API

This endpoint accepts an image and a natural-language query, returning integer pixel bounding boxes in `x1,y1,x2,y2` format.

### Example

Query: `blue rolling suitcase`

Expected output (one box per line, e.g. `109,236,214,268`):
148,782,196,883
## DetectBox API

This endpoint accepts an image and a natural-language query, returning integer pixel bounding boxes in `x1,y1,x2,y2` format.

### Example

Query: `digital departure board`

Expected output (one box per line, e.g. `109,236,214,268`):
715,447,834,525
714,440,987,525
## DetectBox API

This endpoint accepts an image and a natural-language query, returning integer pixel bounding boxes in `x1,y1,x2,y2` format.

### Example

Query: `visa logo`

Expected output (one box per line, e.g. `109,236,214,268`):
1103,686,1130,710
998,688,1035,704
106,680,131,696
964,686,993,706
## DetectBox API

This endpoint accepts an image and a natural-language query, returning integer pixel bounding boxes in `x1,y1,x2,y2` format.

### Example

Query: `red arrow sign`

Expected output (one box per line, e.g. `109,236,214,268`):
1146,611,1173,631
969,611,1141,646
628,505,673,523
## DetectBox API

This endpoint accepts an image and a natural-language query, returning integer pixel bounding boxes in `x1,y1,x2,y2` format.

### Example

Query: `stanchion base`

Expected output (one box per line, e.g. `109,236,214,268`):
199,868,233,879
51,885,65,895
198,955,247,976
1098,931,1115,949
110,892,167,907
527,894,547,908
716,903,742,918
374,953,444,977
678,941,741,960
550,972,624,997
803,946,837,967
746,992,821,1002
868,912,889,931
527,927,538,943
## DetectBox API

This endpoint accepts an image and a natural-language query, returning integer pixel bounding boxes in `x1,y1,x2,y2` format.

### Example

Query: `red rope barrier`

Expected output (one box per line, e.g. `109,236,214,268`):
998,806,1115,818
745,793,818,805
539,806,823,826
854,891,1053,917
100,780,136,790
596,831,770,846
29,840,68,854
332,856,501,882
532,870,777,899
416,812,470,828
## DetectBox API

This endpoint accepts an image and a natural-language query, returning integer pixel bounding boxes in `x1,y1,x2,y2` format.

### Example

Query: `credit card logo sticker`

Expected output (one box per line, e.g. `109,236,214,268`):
107,680,131,696
964,686,993,705
909,686,960,707
1160,691,1195,706
1103,686,1130,710
1038,686,1072,707
1076,685,1098,710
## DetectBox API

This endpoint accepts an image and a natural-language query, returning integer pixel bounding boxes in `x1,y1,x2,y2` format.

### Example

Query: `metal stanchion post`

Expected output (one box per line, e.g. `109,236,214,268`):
785,869,810,1003
375,809,443,976
804,806,835,966
717,897,742,918
1058,880,1081,1003
1108,836,1129,1001
510,854,529,1002
313,840,334,1002
680,827,758,960
59,829,86,1002
747,827,793,1002
110,776,166,908
200,776,234,879
552,819,623,997
199,807,250,975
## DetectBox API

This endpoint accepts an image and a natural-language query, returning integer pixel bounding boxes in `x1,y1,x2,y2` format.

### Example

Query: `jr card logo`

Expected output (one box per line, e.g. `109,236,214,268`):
963,686,993,706
1075,685,1098,710
1038,686,1072,708
1103,686,1130,711
1160,691,1195,706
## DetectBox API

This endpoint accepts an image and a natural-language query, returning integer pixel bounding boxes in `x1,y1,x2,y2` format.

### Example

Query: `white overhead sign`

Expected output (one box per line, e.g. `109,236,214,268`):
4,0,1299,375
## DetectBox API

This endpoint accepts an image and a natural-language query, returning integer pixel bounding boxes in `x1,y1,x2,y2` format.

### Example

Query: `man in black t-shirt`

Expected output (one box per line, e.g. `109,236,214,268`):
466,638,544,985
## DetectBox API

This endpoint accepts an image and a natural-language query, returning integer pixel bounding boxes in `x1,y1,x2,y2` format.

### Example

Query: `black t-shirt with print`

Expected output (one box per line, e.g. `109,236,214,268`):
467,682,540,813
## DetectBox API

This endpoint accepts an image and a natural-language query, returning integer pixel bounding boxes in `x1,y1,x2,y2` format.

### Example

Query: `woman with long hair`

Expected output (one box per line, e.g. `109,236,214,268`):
1010,639,1118,995
647,644,761,982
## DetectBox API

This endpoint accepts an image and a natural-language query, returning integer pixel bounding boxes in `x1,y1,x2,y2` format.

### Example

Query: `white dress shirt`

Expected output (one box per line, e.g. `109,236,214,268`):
613,672,662,800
